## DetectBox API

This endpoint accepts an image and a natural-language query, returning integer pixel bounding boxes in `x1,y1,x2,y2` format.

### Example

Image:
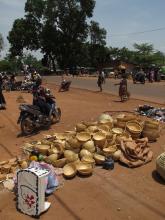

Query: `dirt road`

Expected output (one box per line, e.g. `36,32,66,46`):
0,87,165,220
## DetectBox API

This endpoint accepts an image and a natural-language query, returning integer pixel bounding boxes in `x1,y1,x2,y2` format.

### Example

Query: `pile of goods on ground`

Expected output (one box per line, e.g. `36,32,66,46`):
0,113,163,182
20,113,162,178
0,157,28,181
136,105,165,122
120,138,153,168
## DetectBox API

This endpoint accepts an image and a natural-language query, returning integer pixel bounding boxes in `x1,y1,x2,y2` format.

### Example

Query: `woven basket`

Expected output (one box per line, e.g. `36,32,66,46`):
145,119,159,127
126,121,142,134
156,152,165,180
117,114,137,122
116,121,126,129
144,122,159,130
142,130,160,141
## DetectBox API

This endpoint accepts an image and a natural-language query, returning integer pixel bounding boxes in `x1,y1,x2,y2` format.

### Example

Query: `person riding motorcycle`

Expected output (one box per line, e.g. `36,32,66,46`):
59,75,71,92
32,85,55,120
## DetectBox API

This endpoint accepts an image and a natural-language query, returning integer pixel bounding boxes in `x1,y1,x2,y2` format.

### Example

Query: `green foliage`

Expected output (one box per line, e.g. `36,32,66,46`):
89,21,107,45
0,60,12,72
0,33,4,55
22,53,42,70
39,66,52,75
108,43,165,68
88,44,109,68
133,43,154,55
8,0,96,69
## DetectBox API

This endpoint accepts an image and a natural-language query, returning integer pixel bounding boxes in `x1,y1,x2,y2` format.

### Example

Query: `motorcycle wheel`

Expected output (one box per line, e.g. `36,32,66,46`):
21,115,34,135
51,107,61,124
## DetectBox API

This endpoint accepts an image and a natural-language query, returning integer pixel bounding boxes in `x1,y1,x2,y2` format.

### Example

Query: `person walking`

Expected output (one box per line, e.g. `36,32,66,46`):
0,73,6,109
149,69,154,83
97,71,104,92
115,76,129,102
101,70,106,84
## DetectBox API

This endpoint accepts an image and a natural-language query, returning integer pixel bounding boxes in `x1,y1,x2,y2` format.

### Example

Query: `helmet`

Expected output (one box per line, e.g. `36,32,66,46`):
45,88,51,94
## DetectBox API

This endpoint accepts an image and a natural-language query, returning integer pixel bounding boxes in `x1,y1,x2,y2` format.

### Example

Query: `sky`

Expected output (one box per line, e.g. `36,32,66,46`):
0,0,165,58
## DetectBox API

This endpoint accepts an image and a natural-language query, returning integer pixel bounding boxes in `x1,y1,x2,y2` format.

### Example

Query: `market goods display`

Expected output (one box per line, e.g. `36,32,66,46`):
0,113,161,183
23,113,158,171
0,157,28,181
136,105,165,122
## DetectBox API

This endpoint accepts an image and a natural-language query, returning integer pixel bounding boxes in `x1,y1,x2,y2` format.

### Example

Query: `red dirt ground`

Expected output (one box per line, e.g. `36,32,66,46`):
0,86,165,220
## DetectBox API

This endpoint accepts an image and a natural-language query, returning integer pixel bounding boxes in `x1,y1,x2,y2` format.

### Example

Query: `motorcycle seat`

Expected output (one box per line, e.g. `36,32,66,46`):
25,104,40,110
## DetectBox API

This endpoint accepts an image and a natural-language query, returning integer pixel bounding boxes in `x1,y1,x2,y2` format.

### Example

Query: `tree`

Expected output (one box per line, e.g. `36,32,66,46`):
132,43,165,67
0,33,4,55
133,43,154,55
89,21,106,45
87,20,108,68
0,60,11,72
22,53,42,70
8,0,96,70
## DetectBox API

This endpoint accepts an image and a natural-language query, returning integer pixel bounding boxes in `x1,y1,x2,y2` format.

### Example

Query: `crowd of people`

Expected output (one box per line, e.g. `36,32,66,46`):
0,70,42,110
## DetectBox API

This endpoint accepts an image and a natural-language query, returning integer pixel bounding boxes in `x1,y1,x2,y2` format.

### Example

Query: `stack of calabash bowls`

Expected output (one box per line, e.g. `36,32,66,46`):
22,113,160,179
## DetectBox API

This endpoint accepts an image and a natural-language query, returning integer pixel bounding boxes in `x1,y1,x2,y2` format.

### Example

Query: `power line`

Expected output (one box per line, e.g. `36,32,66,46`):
110,27,165,37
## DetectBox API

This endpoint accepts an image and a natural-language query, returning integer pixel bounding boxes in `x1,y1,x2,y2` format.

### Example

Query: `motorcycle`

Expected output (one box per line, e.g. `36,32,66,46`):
132,72,145,84
17,99,61,135
20,81,34,92
2,79,11,91
59,80,71,92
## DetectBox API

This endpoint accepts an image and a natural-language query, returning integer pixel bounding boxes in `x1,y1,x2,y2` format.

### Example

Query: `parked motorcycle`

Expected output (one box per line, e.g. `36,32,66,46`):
2,79,11,91
132,72,145,84
17,100,61,135
20,81,34,92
